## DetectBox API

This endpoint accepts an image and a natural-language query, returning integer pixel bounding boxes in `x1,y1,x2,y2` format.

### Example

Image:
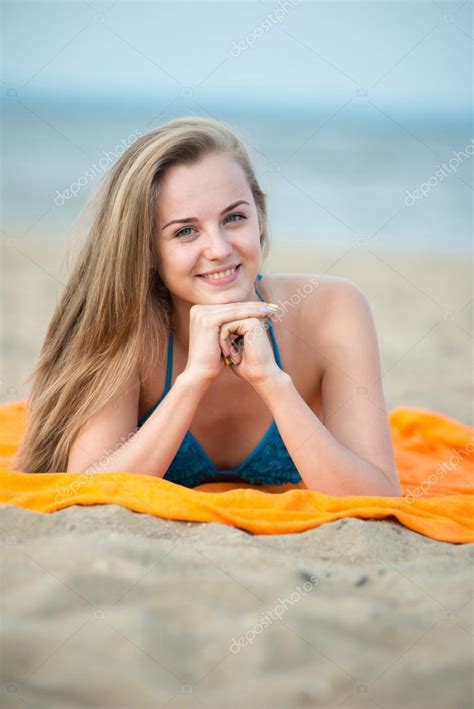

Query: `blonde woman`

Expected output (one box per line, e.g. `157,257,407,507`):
14,116,401,496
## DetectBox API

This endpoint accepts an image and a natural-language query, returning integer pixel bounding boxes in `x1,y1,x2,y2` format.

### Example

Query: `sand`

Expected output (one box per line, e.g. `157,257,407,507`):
1,235,472,707
1,504,472,708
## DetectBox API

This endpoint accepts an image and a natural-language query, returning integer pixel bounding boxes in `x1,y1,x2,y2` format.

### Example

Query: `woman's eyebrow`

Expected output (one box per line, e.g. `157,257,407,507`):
161,200,250,230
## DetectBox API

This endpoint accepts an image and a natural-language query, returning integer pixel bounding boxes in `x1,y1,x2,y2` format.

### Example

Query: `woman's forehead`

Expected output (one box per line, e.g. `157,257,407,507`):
158,155,250,215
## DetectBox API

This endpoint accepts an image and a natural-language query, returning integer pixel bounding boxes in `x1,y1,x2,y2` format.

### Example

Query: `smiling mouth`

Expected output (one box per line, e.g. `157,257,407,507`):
197,264,241,280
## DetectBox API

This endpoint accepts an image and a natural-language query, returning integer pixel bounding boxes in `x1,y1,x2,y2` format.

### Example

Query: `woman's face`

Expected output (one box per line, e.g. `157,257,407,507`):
155,152,262,305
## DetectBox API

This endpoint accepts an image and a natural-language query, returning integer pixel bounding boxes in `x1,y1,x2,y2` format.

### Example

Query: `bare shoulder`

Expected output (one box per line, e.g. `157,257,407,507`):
270,272,376,394
268,272,368,333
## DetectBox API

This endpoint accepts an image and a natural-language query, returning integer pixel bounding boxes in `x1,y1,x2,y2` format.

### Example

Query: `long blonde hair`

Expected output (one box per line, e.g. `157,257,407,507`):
14,116,270,473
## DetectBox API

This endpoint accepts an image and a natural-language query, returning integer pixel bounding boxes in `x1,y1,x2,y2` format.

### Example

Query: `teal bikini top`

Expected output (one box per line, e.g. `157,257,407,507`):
137,272,302,488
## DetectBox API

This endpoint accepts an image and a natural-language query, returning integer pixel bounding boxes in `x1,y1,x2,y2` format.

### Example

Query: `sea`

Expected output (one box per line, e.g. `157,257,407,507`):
2,95,472,255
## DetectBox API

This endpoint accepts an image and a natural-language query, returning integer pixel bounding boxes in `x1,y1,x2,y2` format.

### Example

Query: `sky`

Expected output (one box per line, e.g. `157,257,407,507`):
2,0,471,254
2,0,472,113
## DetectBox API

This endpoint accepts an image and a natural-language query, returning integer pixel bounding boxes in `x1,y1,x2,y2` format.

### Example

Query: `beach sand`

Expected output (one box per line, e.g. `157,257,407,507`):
1,505,472,708
1,235,472,707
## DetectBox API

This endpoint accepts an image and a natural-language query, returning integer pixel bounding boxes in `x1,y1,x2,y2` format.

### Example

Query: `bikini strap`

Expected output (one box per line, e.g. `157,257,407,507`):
165,330,174,391
255,272,283,369
255,271,265,302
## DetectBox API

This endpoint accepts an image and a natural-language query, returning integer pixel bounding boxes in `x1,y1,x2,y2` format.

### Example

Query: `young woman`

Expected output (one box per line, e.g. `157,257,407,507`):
15,116,401,496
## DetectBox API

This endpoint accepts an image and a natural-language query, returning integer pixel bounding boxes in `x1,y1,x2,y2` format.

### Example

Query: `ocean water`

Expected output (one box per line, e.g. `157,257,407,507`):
1,97,472,255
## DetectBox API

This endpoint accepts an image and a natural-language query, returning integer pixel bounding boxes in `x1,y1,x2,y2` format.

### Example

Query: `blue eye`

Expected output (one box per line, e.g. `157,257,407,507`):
175,226,195,239
175,213,246,238
225,213,245,224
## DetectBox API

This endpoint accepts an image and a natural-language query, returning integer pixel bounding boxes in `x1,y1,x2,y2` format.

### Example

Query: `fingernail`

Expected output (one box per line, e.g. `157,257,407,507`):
260,306,277,314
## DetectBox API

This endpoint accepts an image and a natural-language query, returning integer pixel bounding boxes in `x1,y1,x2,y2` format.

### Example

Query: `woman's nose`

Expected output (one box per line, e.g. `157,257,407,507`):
201,228,234,258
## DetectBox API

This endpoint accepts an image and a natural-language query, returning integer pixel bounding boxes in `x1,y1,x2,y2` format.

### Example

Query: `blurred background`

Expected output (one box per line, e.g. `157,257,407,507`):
1,0,472,422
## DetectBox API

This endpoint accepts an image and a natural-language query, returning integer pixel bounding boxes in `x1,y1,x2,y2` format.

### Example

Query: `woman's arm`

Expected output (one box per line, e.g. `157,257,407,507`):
68,370,212,478
252,279,402,497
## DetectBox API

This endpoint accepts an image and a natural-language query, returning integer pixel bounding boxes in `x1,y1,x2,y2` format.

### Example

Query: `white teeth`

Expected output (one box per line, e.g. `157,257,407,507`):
201,267,237,280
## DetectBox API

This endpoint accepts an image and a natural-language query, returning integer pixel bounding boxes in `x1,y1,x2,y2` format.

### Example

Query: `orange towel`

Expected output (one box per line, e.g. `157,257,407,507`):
0,401,472,543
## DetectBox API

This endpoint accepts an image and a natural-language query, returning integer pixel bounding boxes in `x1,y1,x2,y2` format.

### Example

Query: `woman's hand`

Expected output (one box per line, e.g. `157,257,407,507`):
183,301,279,385
219,316,281,385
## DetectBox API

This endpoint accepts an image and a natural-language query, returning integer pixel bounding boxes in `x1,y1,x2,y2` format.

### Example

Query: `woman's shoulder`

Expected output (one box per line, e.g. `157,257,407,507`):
266,271,365,319
266,272,369,350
